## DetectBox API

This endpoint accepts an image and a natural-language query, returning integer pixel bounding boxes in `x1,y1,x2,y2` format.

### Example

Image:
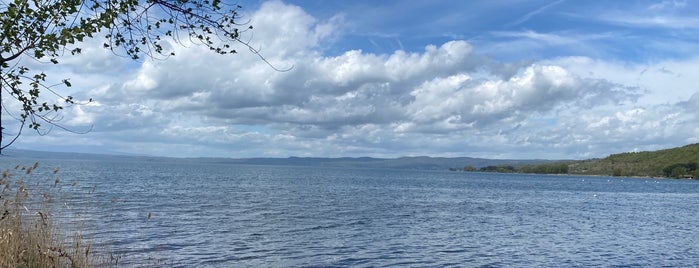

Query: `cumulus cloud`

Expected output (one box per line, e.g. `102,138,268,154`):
15,0,699,159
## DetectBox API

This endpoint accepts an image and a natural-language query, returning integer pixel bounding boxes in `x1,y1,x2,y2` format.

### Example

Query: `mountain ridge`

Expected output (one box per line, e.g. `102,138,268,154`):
2,149,553,170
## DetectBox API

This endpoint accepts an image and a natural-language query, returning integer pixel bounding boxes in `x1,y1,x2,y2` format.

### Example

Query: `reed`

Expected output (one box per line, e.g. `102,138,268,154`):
0,162,109,267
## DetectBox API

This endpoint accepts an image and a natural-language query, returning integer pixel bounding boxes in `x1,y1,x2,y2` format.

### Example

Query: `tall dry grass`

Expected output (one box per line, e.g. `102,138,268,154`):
0,161,110,267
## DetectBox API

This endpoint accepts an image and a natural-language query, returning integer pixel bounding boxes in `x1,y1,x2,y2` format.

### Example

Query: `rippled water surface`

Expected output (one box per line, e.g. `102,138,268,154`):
6,156,699,267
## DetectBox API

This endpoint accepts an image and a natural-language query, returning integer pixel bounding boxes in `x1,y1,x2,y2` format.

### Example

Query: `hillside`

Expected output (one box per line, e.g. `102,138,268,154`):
189,156,552,170
469,143,699,178
3,149,551,170
567,143,699,177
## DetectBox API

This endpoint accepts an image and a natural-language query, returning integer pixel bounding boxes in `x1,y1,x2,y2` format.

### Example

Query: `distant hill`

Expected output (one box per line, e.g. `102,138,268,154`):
567,143,699,177
468,143,699,178
2,149,551,170
10,144,698,177
213,156,551,170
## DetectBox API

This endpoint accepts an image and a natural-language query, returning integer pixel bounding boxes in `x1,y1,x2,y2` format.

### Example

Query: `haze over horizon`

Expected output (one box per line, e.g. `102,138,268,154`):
8,0,699,159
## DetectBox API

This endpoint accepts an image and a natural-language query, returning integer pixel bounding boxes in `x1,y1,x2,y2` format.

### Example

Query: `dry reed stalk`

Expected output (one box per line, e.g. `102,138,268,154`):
0,162,105,267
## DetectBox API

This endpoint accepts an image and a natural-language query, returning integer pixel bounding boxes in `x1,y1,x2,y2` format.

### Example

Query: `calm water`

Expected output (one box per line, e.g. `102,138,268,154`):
4,156,699,267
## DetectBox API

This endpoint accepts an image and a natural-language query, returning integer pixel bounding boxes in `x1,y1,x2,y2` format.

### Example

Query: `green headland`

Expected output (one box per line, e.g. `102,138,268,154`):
459,143,699,179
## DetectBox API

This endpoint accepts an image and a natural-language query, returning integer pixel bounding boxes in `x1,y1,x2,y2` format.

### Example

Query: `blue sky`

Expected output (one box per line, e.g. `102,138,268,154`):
275,0,699,61
8,0,699,159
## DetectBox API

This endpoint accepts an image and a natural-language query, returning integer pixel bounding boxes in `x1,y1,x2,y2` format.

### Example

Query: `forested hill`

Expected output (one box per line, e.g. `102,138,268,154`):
467,143,699,178
567,143,699,177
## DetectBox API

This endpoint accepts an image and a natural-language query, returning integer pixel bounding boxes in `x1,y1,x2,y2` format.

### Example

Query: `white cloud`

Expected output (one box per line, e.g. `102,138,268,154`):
12,0,699,159
649,0,687,11
598,0,698,30
605,15,699,29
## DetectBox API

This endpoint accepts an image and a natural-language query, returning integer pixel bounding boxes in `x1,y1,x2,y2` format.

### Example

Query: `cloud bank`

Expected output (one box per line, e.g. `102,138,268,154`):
15,0,699,159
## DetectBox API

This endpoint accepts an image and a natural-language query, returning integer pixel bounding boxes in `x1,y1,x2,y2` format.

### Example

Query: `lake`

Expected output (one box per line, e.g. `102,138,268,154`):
4,155,699,267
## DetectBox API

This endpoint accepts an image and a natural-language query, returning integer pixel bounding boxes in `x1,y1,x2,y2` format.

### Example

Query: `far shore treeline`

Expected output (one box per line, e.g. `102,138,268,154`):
454,143,699,179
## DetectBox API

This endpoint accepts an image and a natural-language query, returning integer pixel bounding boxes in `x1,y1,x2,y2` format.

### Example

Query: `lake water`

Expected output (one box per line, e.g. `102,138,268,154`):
4,155,699,267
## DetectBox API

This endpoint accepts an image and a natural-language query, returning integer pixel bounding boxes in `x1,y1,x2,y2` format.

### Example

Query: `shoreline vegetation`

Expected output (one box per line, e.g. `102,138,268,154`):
452,143,699,179
0,162,125,267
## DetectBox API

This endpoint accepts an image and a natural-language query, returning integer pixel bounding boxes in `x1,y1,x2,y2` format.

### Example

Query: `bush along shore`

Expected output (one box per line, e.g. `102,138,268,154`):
0,162,116,267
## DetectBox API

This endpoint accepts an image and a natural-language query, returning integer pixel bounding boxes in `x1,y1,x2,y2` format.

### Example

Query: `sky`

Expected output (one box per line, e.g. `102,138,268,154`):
7,0,699,159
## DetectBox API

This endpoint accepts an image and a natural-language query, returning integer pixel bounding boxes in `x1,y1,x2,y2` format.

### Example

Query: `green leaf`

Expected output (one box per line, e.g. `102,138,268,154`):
0,0,254,140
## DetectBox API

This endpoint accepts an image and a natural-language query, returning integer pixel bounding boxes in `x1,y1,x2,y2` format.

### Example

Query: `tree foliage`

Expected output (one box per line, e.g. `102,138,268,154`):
662,162,697,178
479,165,516,173
520,162,569,174
1,0,263,152
568,143,699,177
